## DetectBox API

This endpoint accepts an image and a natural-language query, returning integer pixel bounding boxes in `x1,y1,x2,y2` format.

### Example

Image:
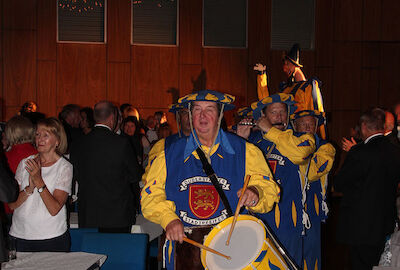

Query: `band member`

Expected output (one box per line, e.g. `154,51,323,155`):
292,110,336,270
141,90,281,270
237,93,316,267
255,44,327,138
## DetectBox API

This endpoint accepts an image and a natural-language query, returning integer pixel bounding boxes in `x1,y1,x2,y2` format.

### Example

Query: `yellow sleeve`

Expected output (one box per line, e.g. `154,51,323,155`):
140,139,180,230
257,72,269,100
307,142,336,182
141,139,165,185
264,127,316,165
245,142,280,213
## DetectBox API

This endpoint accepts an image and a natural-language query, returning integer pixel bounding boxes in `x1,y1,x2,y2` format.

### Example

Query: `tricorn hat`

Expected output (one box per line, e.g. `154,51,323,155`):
284,43,303,68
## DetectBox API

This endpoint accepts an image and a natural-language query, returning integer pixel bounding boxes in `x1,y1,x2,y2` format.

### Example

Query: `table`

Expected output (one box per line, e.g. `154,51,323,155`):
69,213,163,241
2,252,107,270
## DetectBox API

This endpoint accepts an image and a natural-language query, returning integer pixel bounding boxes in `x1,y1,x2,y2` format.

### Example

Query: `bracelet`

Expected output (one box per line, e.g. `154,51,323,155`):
23,187,33,196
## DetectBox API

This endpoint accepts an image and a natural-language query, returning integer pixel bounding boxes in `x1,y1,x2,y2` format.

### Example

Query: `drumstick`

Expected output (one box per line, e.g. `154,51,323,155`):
226,174,251,246
183,237,231,260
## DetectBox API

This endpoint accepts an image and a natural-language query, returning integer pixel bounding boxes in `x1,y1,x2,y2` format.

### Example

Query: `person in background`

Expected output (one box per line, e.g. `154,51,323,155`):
342,110,399,151
146,116,158,144
4,116,37,174
58,104,83,152
19,102,37,115
3,116,38,231
237,93,316,267
70,101,141,232
335,108,400,270
79,107,95,135
9,118,72,252
384,111,399,146
157,123,172,140
0,160,19,262
292,110,336,270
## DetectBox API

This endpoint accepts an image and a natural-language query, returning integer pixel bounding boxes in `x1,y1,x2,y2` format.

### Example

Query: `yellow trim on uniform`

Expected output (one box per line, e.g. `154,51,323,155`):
292,201,297,227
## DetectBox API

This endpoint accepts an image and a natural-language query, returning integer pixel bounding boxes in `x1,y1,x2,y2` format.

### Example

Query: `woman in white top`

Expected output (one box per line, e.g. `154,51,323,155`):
9,117,72,252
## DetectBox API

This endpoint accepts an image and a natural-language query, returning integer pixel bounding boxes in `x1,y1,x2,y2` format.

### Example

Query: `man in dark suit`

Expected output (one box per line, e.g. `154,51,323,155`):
335,107,400,270
0,160,18,262
70,101,141,233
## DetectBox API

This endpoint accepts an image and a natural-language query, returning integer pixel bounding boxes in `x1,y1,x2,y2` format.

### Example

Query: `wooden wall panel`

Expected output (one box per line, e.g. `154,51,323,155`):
107,62,130,105
3,31,36,106
3,0,36,30
332,42,362,110
0,28,2,60
0,0,3,31
315,0,334,67
179,64,203,97
247,66,258,104
57,44,107,107
333,0,362,41
363,0,382,41
132,46,179,108
203,48,248,106
37,0,56,60
179,0,202,65
301,51,316,78
0,60,3,120
37,61,57,117
5,106,20,121
268,50,286,94
108,0,131,62
248,0,270,66
362,43,381,68
0,0,2,60
379,44,400,108
381,0,400,41
361,69,380,111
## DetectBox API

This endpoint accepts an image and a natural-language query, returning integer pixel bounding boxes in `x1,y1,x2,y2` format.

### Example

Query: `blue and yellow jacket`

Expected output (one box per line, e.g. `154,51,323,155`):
141,130,280,230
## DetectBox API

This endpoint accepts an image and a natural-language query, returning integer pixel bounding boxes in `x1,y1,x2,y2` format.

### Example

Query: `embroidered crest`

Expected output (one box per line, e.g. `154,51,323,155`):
189,185,220,219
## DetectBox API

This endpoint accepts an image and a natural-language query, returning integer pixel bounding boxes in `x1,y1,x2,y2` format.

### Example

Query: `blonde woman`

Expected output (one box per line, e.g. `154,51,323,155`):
9,118,72,252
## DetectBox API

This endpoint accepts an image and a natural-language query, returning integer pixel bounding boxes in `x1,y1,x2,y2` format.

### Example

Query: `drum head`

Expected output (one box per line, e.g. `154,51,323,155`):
205,216,265,270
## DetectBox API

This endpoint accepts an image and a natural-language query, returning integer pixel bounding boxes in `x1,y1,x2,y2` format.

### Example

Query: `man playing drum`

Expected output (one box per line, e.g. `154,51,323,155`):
141,90,281,270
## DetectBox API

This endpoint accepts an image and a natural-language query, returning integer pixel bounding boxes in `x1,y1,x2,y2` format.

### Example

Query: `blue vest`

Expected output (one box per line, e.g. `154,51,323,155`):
249,130,304,266
165,131,245,227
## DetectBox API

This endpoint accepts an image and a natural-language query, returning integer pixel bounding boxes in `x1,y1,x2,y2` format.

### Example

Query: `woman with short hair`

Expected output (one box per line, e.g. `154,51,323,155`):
9,117,72,252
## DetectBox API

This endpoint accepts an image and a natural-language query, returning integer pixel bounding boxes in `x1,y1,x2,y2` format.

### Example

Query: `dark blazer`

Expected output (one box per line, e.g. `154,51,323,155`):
334,135,400,246
70,126,141,228
0,160,19,262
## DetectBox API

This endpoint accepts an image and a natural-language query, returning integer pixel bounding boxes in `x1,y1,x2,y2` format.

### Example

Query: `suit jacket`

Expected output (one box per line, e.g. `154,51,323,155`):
334,135,400,246
70,126,141,228
0,160,19,262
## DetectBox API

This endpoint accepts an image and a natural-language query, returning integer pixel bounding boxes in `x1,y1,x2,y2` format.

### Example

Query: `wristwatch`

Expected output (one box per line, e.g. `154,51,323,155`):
38,185,47,193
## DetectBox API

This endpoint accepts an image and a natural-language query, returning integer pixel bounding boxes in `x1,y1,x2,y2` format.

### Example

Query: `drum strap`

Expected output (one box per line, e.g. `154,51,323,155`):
196,147,233,217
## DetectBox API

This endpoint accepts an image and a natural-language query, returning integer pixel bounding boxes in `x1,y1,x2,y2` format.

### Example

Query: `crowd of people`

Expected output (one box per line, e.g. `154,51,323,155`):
0,100,175,257
0,44,398,270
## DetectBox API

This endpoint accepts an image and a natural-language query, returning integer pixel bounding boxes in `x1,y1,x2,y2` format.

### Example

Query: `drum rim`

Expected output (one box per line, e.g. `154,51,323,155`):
201,214,267,270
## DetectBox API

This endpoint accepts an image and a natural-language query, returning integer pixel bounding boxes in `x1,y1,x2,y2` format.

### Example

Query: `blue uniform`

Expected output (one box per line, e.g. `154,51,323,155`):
248,127,316,267
302,136,335,270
